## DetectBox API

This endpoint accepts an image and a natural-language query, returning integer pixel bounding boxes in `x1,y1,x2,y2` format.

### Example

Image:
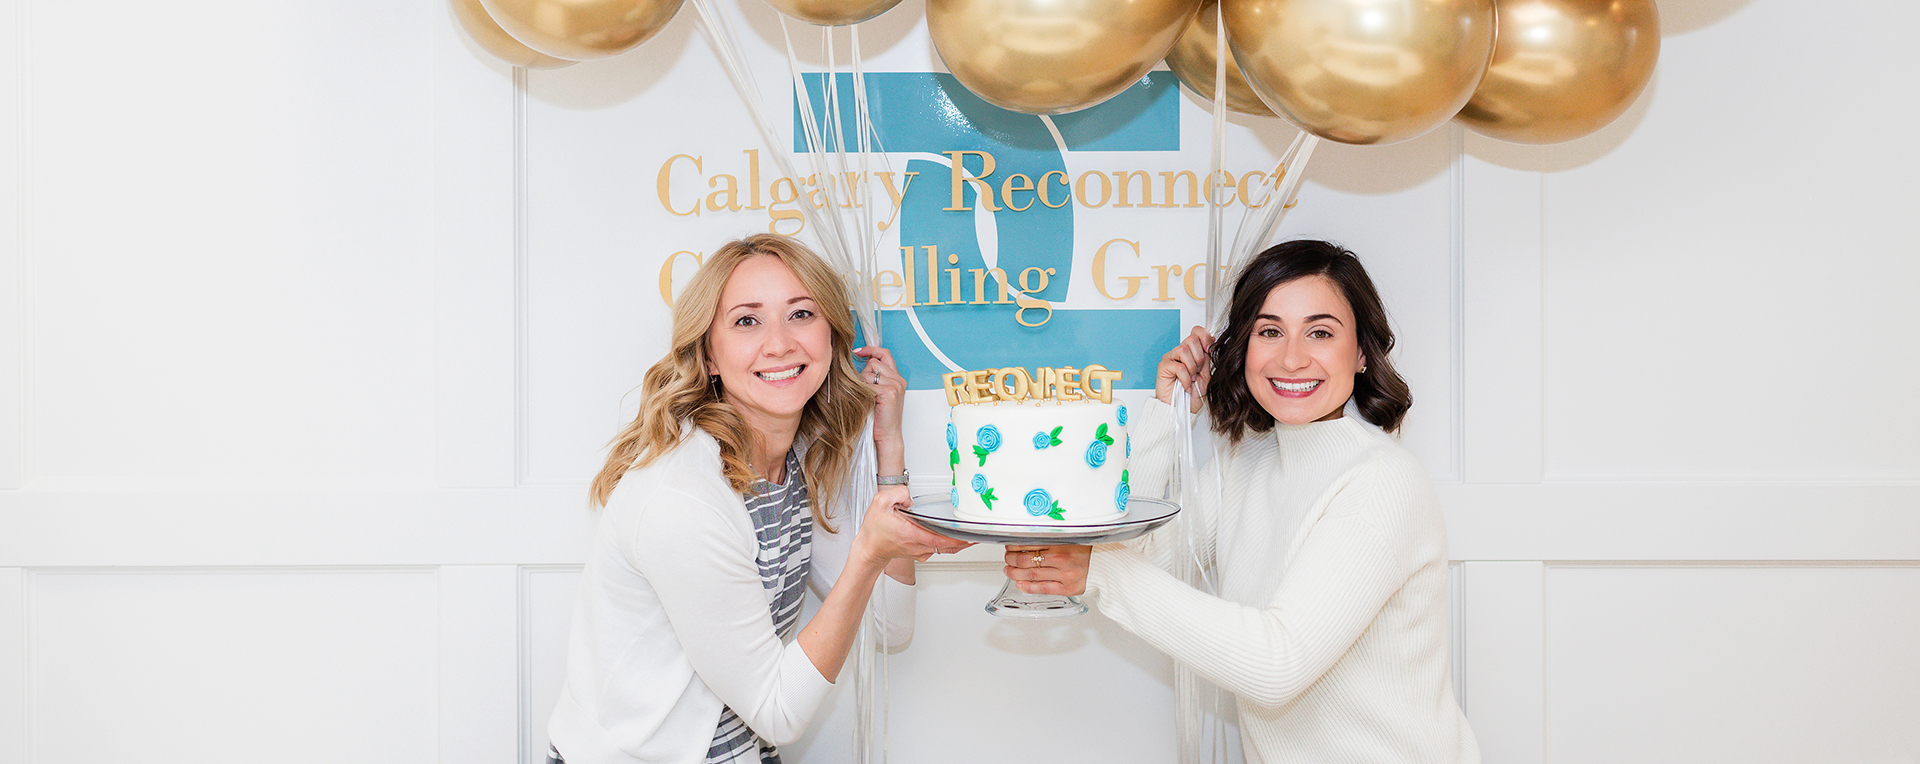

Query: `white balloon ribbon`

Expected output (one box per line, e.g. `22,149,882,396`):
687,2,895,761
1173,16,1323,761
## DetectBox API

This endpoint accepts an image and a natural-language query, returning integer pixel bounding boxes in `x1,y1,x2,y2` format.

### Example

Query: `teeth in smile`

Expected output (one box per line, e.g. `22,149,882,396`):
758,366,802,381
1273,380,1320,393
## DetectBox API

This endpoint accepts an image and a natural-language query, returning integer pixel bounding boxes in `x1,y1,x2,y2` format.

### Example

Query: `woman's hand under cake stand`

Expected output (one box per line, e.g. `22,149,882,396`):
902,494,1179,619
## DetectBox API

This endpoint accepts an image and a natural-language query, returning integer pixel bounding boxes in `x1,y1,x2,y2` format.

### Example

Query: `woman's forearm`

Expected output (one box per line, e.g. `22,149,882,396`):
797,544,889,682
874,438,906,478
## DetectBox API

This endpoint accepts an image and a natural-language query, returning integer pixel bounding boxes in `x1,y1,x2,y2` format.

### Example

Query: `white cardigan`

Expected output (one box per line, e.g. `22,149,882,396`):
1087,399,1479,764
547,427,913,764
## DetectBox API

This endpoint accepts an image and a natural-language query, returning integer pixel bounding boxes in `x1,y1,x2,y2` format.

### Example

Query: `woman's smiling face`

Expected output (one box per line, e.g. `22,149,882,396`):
705,255,832,432
1242,274,1365,426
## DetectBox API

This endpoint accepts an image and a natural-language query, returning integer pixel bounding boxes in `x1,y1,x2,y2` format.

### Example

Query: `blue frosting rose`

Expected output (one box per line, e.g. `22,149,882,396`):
950,487,959,507
946,422,957,450
976,425,1002,452
1032,432,1051,449
1085,440,1109,469
1023,489,1052,517
971,473,989,493
1117,404,1128,426
1115,482,1130,512
1126,435,1131,458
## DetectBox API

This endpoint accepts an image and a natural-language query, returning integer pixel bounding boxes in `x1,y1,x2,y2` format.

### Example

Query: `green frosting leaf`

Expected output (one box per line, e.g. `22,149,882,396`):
1046,501,1064,521
981,488,997,509
1047,426,1063,447
1122,469,1130,484
973,445,989,466
950,449,959,469
1095,422,1114,446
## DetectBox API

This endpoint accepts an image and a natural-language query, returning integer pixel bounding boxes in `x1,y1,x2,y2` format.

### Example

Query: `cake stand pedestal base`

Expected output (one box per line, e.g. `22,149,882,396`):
985,581,1087,618
901,495,1180,620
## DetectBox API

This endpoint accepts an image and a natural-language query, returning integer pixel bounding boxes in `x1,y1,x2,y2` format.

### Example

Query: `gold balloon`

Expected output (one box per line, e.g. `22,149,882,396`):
480,0,685,61
451,0,578,68
1165,0,1275,117
1225,0,1495,145
762,0,906,26
1455,0,1660,144
928,0,1202,115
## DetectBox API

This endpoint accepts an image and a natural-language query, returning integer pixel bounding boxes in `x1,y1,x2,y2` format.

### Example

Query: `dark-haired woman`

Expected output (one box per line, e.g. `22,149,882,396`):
1010,240,1480,763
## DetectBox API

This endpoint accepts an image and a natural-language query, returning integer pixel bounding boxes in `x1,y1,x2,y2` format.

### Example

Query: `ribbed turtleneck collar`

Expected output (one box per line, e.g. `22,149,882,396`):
1269,415,1376,473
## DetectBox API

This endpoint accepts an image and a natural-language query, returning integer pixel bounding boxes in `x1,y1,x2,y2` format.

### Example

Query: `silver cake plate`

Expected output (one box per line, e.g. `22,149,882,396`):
903,494,1179,619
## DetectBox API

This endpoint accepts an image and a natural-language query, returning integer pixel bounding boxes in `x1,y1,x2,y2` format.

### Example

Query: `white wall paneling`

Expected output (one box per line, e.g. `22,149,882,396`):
879,565,1179,764
1546,563,1920,764
2,568,24,764
26,567,440,762
433,0,521,489
521,565,582,764
5,485,1917,567
438,565,521,764
1460,562,1546,764
1437,484,1920,563
1,0,23,489
1535,0,1920,484
21,0,442,491
1460,149,1543,485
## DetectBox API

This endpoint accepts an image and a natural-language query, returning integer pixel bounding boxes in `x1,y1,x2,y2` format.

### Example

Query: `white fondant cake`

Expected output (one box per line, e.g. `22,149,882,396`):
947,398,1132,524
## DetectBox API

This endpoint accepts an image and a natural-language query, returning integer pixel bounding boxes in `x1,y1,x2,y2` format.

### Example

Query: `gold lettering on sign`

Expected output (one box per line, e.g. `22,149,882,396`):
659,154,702,217
1093,239,1145,300
945,151,1001,212
658,250,704,306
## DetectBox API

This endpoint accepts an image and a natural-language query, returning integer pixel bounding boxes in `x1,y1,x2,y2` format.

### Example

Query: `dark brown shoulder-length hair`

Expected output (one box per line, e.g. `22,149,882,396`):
1206,239,1412,441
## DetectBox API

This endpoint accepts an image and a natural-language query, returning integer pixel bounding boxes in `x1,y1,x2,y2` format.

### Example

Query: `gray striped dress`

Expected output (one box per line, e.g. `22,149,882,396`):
707,446,813,764
544,447,814,764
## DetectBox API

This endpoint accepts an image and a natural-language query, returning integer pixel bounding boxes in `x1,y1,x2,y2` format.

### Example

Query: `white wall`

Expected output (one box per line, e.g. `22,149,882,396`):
3,0,1917,763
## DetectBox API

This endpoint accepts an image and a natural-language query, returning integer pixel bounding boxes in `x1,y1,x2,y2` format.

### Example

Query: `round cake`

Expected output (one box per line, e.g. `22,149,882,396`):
946,398,1132,524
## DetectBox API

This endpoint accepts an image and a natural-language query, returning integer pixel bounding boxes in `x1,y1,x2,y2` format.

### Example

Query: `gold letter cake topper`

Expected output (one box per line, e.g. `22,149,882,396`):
942,365,1123,406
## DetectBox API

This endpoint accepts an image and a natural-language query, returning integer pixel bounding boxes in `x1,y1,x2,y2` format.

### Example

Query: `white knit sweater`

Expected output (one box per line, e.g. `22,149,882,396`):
1087,399,1479,764
546,427,913,764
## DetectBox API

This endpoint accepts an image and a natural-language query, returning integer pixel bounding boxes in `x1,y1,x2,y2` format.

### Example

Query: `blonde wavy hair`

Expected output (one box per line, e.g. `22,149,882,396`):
589,234,873,531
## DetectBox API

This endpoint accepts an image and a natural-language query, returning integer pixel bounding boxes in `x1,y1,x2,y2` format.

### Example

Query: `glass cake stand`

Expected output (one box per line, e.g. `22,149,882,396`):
902,494,1179,619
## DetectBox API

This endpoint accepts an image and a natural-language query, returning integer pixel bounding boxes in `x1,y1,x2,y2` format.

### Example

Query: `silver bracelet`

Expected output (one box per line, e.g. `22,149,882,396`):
875,470,910,486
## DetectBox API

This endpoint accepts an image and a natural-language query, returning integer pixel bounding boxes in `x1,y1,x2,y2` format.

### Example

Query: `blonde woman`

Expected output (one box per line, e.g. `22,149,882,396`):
546,234,967,764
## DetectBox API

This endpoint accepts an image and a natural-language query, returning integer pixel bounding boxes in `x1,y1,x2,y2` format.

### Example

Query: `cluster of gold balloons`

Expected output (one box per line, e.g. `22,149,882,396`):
1164,0,1273,118
1455,0,1661,144
1168,0,1659,145
453,0,915,69
452,0,685,67
927,0,1201,115
450,0,1658,146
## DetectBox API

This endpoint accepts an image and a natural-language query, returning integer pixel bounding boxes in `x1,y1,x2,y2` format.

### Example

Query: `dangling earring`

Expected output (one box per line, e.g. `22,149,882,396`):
709,374,722,395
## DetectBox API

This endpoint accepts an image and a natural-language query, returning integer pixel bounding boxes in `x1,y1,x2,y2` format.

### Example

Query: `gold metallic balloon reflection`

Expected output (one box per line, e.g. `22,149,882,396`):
762,0,905,26
1225,0,1495,145
452,0,578,68
928,0,1202,115
1455,0,1660,144
1166,0,1275,117
480,0,685,61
